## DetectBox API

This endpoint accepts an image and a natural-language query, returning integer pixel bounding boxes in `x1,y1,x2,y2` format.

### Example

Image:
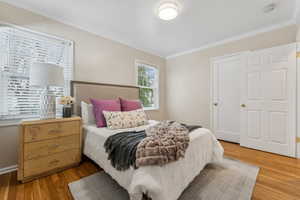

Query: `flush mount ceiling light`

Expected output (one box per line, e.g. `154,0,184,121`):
158,2,180,21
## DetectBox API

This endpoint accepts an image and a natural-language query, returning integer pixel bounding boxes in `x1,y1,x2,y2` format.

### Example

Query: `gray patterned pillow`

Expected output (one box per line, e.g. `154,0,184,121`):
103,109,148,129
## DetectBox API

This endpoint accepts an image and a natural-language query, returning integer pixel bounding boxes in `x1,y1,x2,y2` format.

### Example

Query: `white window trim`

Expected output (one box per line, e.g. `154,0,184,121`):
0,21,74,45
135,60,159,111
0,22,74,123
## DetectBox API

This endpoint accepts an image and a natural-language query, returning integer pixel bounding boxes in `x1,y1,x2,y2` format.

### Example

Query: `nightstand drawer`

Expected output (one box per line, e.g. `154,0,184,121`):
24,149,80,178
24,135,80,160
24,121,80,142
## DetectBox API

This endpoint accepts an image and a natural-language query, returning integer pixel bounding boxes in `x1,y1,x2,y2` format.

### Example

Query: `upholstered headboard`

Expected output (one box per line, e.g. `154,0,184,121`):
71,81,139,116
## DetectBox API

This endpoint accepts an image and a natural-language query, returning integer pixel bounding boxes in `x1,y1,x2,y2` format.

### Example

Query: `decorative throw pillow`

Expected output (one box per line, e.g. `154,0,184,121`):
90,98,121,127
81,101,96,125
103,109,148,129
119,98,142,111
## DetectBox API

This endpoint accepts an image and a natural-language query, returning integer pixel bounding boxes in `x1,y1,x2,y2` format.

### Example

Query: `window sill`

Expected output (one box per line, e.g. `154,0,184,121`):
144,107,159,111
0,120,21,127
0,117,42,127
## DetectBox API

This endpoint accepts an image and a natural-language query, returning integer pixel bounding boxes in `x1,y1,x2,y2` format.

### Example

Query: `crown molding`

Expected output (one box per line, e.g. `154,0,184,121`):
2,1,297,60
166,19,296,59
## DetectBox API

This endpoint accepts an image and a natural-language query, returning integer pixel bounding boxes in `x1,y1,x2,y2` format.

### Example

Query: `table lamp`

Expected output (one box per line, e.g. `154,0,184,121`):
30,63,64,119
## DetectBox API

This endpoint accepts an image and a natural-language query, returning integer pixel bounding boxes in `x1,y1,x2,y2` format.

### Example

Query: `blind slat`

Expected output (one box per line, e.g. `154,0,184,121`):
0,26,73,120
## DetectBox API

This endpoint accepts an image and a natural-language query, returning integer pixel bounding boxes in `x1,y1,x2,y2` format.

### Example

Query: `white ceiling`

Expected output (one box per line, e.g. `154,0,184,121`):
1,0,297,58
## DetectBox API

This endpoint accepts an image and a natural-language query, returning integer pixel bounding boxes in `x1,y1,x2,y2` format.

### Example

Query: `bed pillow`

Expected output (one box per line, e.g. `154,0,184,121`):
103,109,148,129
81,101,96,125
90,98,121,127
119,97,142,111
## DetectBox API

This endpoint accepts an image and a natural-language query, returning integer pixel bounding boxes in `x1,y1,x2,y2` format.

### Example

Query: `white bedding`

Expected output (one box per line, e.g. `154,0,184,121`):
83,120,224,200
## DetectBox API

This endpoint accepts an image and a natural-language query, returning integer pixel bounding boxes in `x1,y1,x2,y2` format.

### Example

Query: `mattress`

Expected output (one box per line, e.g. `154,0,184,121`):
83,120,224,200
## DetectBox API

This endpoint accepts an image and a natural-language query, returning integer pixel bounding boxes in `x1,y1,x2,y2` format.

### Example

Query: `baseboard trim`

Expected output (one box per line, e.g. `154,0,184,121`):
214,133,240,143
0,165,18,175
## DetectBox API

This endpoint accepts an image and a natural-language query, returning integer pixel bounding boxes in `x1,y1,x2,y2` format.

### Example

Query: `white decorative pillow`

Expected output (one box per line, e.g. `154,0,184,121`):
103,109,148,129
81,101,96,125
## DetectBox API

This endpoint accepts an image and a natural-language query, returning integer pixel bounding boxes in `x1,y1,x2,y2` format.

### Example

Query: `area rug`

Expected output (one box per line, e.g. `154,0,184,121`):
69,157,259,200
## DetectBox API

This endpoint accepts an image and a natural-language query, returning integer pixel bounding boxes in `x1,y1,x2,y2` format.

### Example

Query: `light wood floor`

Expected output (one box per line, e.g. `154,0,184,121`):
0,141,300,200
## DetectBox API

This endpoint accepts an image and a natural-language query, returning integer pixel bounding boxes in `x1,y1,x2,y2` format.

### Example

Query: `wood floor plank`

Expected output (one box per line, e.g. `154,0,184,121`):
23,181,34,200
0,173,10,200
57,172,73,200
15,181,24,200
7,172,17,200
44,175,61,200
256,172,300,198
32,180,42,200
63,168,82,183
0,141,299,200
252,183,298,200
37,177,52,200
50,173,71,200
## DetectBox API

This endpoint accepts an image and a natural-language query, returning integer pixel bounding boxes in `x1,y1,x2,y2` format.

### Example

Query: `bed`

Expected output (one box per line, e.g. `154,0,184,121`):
71,80,224,200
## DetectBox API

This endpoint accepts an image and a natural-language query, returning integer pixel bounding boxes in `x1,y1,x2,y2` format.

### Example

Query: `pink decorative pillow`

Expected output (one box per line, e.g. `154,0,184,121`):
90,98,121,127
119,98,142,111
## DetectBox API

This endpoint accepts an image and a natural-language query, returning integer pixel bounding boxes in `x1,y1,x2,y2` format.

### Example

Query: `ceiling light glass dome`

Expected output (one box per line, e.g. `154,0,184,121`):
158,2,179,21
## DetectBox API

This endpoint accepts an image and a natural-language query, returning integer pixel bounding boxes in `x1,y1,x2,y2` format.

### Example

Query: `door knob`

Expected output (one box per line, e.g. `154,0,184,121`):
213,103,218,106
241,104,246,108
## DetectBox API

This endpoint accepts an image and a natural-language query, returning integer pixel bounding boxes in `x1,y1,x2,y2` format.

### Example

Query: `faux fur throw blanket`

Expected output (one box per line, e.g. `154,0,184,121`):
136,121,192,167
104,121,201,171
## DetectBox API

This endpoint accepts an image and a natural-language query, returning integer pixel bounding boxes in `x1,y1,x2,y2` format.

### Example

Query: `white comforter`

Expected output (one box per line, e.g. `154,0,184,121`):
83,120,224,200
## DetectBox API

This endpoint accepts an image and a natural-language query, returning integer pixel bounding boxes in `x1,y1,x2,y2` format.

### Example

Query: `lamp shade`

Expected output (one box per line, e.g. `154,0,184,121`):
30,63,64,87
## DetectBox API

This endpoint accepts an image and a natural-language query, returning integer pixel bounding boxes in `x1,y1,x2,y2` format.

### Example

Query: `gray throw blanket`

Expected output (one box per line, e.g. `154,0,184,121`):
104,130,146,171
104,121,201,171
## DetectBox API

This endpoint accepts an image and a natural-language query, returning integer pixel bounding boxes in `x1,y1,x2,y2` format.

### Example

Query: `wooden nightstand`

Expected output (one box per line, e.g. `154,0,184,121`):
18,117,82,183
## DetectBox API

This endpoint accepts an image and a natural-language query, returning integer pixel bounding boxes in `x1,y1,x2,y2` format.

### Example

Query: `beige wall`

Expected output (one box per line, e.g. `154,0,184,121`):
0,2,166,169
0,126,19,169
297,25,300,41
166,25,297,128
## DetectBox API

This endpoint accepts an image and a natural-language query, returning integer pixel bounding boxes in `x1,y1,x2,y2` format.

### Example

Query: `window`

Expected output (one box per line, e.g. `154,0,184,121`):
0,24,73,120
136,61,159,110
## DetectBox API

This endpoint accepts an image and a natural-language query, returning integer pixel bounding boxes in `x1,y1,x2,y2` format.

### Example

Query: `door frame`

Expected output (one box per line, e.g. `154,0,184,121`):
297,43,300,159
210,52,249,142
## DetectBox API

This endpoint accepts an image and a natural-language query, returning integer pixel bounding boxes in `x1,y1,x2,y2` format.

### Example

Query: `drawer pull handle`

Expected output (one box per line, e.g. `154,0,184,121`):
49,159,60,166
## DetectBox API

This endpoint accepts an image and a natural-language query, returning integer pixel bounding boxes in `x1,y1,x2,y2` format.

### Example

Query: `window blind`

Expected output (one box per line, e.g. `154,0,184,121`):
0,25,73,120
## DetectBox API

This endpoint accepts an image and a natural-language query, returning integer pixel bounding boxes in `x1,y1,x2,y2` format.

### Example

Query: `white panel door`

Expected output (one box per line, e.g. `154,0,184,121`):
240,44,296,157
212,53,246,143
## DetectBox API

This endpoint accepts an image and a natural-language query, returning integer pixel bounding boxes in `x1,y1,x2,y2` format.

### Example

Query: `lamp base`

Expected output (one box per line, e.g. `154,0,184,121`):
40,89,56,119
